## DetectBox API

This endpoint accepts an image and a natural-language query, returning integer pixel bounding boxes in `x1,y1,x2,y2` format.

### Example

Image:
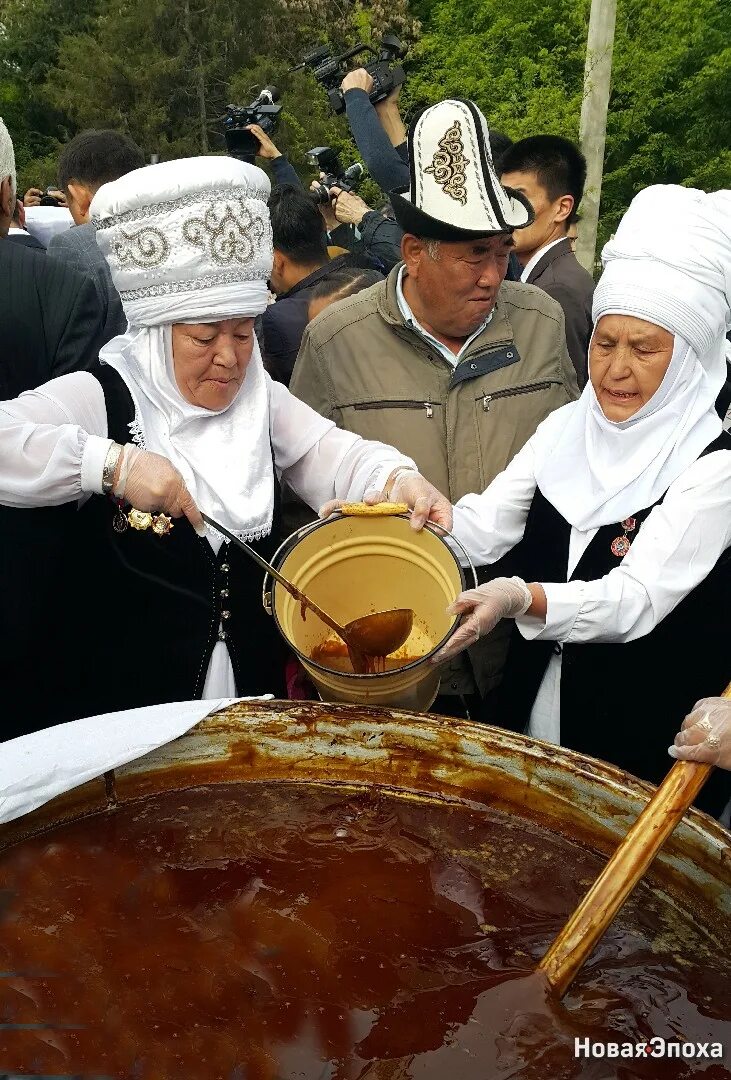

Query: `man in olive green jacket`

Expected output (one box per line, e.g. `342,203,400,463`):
290,98,580,713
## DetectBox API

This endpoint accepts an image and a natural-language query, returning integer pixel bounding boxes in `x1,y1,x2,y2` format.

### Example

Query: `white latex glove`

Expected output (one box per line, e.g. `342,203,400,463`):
668,697,731,771
430,577,532,664
318,472,452,532
114,445,205,535
389,470,453,531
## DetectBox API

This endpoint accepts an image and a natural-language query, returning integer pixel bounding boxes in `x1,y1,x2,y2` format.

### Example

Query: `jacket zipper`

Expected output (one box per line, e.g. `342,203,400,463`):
353,400,434,418
481,381,559,412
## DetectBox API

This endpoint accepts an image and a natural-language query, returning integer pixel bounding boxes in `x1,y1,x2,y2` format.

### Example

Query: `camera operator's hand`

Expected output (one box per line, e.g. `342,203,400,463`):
23,187,43,207
244,124,282,161
329,186,371,228
46,188,68,207
341,68,375,96
374,83,407,148
311,175,339,232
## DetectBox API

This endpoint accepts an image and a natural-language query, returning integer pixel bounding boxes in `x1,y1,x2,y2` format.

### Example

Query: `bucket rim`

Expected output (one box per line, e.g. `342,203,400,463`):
263,512,476,679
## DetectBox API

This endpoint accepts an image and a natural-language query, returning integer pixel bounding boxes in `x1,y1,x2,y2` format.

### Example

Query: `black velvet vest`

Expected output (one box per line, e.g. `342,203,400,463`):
58,366,287,724
486,432,731,817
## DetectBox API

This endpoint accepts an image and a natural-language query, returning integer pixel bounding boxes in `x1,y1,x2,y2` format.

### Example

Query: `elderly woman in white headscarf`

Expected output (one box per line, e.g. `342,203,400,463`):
432,184,731,815
0,158,449,736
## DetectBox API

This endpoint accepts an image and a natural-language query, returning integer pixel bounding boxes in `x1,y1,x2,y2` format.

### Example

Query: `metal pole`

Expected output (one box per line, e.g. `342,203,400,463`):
576,0,617,275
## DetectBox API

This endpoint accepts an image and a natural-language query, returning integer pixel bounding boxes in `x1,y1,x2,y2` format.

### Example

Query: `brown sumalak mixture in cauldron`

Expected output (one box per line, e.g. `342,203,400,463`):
1,783,729,1079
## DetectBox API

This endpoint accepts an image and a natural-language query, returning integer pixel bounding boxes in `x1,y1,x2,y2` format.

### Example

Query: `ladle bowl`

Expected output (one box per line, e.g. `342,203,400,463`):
343,607,414,658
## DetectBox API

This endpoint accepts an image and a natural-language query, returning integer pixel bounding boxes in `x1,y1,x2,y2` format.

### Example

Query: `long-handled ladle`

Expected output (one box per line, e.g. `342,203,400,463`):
536,680,731,996
201,512,414,672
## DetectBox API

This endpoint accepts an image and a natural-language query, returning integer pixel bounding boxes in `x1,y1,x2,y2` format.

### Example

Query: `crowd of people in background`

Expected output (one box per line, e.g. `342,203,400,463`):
1,69,730,814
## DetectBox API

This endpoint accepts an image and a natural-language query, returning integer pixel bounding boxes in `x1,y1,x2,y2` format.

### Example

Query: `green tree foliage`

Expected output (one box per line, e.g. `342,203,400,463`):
0,0,99,184
2,0,727,235
2,0,416,195
408,0,730,246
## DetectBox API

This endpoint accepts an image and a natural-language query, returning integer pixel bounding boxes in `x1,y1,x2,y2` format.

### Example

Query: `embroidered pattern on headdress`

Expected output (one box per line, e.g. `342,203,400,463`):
425,121,470,205
182,200,266,266
112,227,170,268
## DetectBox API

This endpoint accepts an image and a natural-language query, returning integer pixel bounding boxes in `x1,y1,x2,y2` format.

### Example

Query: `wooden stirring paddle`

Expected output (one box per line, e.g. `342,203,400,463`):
537,680,731,997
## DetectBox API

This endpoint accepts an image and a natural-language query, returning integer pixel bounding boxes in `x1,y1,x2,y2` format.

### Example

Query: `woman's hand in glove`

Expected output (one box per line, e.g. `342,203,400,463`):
388,470,453,532
113,445,205,535
318,472,452,532
668,697,731,771
430,577,534,664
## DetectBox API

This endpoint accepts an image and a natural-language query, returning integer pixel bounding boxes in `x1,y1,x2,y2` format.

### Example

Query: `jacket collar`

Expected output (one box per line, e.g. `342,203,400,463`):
524,236,573,282
278,257,343,300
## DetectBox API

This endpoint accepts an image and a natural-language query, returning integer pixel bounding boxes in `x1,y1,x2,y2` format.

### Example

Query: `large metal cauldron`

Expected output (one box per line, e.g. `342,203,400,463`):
3,701,731,1078
3,700,729,918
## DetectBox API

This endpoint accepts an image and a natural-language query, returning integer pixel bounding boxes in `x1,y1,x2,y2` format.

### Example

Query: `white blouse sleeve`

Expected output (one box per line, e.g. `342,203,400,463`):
0,373,111,507
269,377,416,509
517,450,731,644
451,436,539,565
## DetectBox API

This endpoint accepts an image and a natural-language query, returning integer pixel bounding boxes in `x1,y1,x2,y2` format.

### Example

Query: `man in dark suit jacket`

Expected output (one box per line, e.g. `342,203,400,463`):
1,118,109,739
47,129,145,343
1,149,107,397
8,200,46,251
501,136,595,387
0,239,107,398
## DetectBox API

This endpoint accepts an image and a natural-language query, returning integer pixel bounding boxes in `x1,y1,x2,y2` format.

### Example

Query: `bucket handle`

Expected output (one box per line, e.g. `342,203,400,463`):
262,511,478,616
422,520,478,590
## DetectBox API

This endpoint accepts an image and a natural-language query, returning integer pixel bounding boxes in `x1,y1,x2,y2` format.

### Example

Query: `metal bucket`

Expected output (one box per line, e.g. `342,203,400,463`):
263,512,476,711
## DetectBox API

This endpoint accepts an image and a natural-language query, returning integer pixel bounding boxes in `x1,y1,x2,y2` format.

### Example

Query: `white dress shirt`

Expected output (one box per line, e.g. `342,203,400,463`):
395,265,493,368
0,371,416,697
519,237,567,283
452,428,731,744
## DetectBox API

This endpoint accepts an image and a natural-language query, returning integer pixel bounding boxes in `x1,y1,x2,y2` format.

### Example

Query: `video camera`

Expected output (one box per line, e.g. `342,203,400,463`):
40,187,65,208
307,147,364,205
293,34,406,116
223,85,282,164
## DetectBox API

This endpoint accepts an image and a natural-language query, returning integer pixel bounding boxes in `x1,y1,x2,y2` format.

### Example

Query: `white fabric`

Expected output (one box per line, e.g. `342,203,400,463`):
99,327,275,542
520,237,566,283
0,116,15,192
395,265,493,366
0,697,266,826
403,99,530,232
0,371,414,510
91,157,272,326
595,187,731,356
24,205,74,246
452,428,731,743
534,185,730,531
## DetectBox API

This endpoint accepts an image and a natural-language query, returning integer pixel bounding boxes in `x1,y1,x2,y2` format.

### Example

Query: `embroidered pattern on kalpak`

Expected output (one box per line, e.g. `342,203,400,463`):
425,120,471,205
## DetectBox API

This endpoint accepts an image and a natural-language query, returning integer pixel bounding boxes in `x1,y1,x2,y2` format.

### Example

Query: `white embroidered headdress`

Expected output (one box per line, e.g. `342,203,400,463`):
91,157,273,325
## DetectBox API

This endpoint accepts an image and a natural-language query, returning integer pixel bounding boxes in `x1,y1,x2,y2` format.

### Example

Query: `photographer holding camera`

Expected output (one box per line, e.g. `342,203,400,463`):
21,185,74,247
315,178,403,272
243,123,302,189
340,71,410,195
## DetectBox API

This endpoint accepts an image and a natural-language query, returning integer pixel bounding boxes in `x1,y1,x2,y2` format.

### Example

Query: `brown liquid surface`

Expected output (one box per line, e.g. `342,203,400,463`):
312,640,421,675
1,783,729,1079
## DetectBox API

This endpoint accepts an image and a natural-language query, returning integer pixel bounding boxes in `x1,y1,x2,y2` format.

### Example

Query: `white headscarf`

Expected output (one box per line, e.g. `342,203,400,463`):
535,185,731,531
0,116,16,197
91,158,275,542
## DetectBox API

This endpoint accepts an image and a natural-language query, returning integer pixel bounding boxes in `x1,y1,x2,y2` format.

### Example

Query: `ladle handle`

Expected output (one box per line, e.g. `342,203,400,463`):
201,513,348,641
537,682,730,998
